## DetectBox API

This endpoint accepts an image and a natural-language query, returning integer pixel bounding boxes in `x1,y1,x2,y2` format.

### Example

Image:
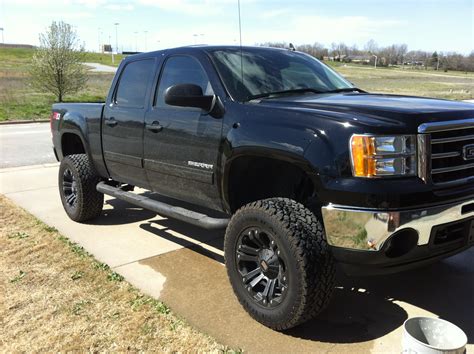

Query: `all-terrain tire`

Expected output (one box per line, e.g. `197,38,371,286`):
224,198,335,330
58,154,104,222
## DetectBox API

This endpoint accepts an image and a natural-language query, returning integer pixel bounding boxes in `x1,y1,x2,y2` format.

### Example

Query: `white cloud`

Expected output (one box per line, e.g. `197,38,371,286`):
73,0,107,8
260,8,289,20
104,3,134,10
43,11,94,18
246,15,402,46
137,0,227,16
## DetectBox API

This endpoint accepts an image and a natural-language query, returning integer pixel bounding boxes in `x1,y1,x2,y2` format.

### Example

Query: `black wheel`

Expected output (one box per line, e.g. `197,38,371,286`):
224,198,335,330
59,154,104,222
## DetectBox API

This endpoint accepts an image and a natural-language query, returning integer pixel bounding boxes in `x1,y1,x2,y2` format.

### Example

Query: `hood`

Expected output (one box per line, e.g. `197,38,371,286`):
255,93,474,132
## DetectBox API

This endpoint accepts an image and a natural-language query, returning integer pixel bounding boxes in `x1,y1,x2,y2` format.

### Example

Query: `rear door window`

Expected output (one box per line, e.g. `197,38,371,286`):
115,59,155,108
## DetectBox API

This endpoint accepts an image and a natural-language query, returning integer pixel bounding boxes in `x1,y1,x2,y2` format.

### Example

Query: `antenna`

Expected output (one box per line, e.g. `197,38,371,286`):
237,0,244,91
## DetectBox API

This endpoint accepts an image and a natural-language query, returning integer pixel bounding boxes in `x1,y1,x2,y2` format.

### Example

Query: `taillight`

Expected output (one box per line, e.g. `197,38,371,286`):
50,111,61,132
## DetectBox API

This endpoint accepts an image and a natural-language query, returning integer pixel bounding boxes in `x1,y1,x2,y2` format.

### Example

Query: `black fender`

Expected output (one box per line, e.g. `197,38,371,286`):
58,111,91,160
220,146,324,213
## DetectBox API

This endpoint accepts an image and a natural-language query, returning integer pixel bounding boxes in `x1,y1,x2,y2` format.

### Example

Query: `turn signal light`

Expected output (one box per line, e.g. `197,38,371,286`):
351,135,376,177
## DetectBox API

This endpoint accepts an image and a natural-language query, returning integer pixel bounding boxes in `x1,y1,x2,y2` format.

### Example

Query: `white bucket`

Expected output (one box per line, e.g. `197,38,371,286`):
402,317,467,354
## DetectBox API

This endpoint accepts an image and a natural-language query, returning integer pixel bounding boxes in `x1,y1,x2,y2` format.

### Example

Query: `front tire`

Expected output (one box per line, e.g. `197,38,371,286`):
59,154,104,222
224,198,335,330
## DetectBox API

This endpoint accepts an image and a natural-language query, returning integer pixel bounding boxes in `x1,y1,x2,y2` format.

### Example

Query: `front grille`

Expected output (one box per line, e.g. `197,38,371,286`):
429,125,474,186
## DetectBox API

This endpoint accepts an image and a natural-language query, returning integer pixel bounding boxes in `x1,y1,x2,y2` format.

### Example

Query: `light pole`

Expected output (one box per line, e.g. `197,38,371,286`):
372,54,378,69
98,27,102,53
192,33,203,44
144,30,148,51
110,35,114,64
0,28,4,44
114,22,119,54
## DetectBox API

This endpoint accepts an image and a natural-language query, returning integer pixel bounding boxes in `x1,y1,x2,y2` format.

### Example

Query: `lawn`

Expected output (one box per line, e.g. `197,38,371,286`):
0,195,226,351
328,62,474,101
0,48,123,122
0,47,472,121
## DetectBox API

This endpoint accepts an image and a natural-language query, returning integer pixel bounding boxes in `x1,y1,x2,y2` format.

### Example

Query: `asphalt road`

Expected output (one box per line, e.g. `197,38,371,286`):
84,62,117,73
0,122,56,168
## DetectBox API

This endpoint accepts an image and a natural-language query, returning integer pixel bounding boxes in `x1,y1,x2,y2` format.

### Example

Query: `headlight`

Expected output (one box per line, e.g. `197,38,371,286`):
350,135,417,177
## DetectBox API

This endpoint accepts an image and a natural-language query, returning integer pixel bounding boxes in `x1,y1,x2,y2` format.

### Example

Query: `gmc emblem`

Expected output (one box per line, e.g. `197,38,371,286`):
463,144,474,160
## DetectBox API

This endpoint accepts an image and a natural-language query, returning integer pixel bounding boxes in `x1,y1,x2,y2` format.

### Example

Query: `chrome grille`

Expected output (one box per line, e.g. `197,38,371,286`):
418,119,474,187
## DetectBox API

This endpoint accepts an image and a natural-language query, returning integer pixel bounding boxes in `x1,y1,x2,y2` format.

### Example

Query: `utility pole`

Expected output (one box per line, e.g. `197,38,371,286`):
114,22,119,54
0,27,4,44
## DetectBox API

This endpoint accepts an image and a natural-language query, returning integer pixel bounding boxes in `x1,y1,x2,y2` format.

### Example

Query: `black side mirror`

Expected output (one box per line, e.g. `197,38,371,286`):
164,84,215,112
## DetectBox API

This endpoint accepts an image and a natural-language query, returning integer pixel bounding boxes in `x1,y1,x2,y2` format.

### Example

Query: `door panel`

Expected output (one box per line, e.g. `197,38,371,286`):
144,55,223,210
102,58,155,187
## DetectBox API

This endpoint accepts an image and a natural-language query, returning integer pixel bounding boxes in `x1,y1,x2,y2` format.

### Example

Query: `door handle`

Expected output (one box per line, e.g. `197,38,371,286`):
146,121,163,133
105,117,118,127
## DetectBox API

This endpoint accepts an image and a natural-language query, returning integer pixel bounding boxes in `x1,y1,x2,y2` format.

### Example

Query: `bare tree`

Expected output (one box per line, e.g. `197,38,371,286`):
30,21,87,102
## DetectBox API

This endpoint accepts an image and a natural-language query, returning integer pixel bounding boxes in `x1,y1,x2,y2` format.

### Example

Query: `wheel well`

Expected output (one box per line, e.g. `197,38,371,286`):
227,156,316,213
61,133,85,157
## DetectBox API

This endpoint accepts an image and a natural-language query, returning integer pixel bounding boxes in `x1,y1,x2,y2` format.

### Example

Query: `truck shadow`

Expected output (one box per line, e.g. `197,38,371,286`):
86,198,157,225
98,197,473,344
288,251,473,343
144,216,473,344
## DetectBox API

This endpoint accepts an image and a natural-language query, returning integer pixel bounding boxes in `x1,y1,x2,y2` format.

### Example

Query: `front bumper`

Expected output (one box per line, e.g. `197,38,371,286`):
321,199,474,251
321,199,474,275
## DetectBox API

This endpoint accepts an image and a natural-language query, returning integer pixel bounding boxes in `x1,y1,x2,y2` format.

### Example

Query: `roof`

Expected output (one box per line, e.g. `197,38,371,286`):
122,45,292,63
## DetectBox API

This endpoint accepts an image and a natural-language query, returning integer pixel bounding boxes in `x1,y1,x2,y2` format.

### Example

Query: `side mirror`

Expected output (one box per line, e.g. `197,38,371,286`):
164,84,215,112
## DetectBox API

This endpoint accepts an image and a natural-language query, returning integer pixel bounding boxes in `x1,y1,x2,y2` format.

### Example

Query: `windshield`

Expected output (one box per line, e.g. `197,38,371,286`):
208,47,354,102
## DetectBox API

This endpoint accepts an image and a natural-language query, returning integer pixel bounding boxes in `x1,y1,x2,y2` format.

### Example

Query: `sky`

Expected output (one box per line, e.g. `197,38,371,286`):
0,0,472,54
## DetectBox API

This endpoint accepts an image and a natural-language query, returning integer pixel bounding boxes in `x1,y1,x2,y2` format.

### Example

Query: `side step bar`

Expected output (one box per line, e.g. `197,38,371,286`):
96,182,230,230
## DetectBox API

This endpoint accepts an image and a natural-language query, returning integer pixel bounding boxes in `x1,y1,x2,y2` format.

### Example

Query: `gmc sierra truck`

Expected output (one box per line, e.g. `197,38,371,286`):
51,45,474,330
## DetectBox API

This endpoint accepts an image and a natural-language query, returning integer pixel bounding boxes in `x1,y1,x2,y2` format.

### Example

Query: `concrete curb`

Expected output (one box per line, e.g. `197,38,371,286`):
0,119,49,125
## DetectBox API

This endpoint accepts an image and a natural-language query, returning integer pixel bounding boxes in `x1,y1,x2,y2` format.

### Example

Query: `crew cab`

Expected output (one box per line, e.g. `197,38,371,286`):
51,45,474,330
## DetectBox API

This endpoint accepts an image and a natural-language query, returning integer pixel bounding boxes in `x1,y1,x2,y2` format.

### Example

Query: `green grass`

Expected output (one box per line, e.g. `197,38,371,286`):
0,47,119,121
328,62,474,100
0,47,472,121
83,52,125,67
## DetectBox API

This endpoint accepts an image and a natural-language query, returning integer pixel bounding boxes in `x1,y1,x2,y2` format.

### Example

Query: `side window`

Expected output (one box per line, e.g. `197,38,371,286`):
155,56,213,107
115,59,154,108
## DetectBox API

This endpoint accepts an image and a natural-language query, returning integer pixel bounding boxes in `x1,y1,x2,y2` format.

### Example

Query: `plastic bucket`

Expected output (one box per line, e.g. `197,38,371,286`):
402,317,467,354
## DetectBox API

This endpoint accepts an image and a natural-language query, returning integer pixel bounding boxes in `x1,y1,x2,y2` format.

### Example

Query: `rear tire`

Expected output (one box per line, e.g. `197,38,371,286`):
59,154,104,222
224,198,335,330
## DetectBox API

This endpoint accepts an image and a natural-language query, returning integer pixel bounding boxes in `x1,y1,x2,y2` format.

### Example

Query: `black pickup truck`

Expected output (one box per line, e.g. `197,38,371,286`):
51,45,474,330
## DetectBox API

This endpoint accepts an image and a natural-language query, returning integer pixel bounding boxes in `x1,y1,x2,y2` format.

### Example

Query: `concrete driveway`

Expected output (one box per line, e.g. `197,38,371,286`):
1,163,473,352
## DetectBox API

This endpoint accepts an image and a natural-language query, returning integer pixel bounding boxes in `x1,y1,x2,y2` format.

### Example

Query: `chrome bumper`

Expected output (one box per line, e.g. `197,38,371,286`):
321,199,474,251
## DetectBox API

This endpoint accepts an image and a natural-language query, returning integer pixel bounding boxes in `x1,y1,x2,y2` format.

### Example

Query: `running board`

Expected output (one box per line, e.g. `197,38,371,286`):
96,182,229,230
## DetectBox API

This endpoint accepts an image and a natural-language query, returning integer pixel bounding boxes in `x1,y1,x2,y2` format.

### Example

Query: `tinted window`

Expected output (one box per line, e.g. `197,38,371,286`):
115,59,154,108
209,48,353,101
155,56,213,107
